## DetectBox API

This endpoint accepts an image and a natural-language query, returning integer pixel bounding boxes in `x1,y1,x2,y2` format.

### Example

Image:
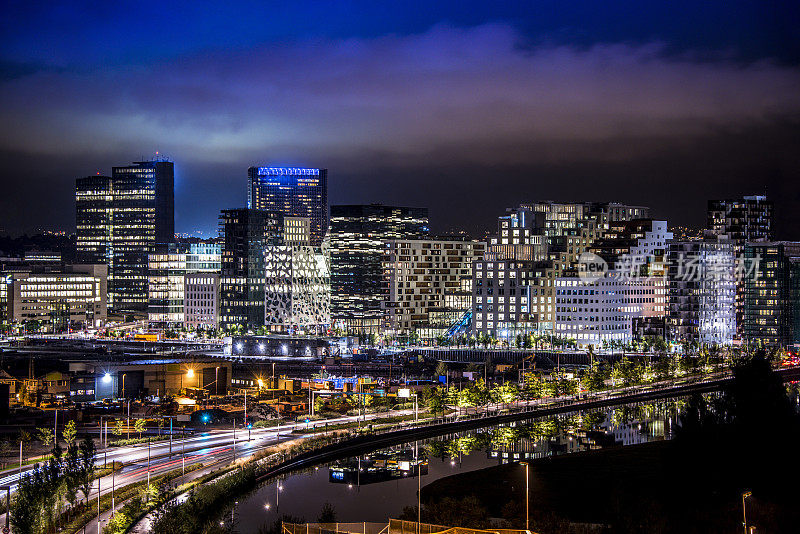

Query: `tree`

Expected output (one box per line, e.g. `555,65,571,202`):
78,436,96,505
63,443,82,518
523,372,544,398
314,396,327,414
37,427,54,448
63,420,77,447
582,362,606,391
10,472,41,534
114,419,125,437
491,382,519,405
422,386,446,417
317,502,337,523
135,418,147,439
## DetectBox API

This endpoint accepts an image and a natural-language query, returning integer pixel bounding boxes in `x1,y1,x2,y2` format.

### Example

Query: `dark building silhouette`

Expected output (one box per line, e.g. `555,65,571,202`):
219,208,284,329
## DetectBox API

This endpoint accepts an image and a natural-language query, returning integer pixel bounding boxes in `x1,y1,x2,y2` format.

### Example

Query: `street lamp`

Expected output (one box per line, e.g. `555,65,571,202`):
742,491,752,534
520,462,529,530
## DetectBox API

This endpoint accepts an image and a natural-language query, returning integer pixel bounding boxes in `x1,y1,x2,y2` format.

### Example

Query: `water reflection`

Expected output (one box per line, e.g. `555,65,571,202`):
232,399,688,533
330,449,428,485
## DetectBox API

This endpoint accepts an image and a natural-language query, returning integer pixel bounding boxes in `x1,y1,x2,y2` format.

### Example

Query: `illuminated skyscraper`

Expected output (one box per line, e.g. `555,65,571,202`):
76,159,174,312
329,204,429,334
76,175,113,265
218,208,284,329
247,166,328,245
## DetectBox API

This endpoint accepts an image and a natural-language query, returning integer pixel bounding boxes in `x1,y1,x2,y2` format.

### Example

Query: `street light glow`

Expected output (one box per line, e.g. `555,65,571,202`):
102,372,112,383
186,369,194,378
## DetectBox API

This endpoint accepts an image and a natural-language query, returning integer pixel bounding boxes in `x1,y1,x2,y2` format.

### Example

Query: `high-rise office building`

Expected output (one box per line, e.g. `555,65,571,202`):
147,242,221,326
75,175,113,264
473,203,661,343
329,204,429,334
76,159,174,312
707,195,773,242
247,166,328,245
219,208,284,329
742,242,800,347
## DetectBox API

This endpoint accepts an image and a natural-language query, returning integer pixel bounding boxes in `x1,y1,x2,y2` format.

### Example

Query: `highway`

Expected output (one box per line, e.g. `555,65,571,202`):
0,409,415,494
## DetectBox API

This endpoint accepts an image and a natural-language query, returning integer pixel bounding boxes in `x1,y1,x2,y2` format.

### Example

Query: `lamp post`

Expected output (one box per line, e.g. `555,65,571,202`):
416,441,421,534
182,426,186,475
742,491,752,534
96,478,101,534
520,462,529,531
215,366,219,397
1,485,10,533
147,438,151,486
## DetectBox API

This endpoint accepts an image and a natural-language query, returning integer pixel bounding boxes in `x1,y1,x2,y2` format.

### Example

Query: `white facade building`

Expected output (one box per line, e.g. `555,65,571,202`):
147,243,220,326
554,276,657,347
1,264,107,330
184,273,220,328
263,238,331,334
555,220,673,347
667,241,737,345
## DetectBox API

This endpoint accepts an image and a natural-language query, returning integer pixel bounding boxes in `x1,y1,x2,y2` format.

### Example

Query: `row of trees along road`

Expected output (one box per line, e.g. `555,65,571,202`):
10,436,96,534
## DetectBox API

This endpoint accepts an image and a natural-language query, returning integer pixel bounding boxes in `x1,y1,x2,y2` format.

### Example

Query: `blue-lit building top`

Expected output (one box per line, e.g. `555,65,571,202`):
247,166,328,245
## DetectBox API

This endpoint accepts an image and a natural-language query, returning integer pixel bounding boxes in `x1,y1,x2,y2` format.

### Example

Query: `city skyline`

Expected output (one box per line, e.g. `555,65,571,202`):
1,1,799,238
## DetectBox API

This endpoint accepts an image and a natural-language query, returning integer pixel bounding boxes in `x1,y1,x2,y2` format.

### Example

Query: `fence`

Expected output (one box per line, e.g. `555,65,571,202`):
388,519,531,534
283,522,388,534
282,520,533,534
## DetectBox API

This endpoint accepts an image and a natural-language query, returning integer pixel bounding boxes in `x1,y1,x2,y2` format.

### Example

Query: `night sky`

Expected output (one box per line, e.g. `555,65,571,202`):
1,1,799,238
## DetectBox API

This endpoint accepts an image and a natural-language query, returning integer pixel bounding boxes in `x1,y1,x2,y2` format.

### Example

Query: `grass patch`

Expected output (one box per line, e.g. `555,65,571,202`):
107,435,175,447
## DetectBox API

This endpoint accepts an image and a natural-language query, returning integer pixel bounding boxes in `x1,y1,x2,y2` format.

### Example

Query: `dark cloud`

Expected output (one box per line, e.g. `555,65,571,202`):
0,24,798,238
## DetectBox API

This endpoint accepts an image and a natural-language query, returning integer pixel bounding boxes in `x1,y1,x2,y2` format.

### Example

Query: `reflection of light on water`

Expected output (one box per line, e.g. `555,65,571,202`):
233,400,693,533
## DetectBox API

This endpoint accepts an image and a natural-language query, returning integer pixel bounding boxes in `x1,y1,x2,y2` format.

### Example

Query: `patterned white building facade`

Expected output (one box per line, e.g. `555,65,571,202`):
263,239,331,334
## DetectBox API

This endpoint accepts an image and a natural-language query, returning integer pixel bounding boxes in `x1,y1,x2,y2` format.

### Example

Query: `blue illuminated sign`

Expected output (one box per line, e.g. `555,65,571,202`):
258,167,319,176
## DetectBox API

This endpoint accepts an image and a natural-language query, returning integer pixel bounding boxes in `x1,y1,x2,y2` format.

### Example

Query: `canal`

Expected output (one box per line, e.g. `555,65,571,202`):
226,398,688,533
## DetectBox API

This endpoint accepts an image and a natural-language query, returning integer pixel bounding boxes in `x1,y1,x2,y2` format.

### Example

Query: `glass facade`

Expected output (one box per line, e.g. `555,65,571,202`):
329,204,429,334
76,159,174,312
219,208,284,329
742,242,800,347
147,242,221,326
247,166,328,246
